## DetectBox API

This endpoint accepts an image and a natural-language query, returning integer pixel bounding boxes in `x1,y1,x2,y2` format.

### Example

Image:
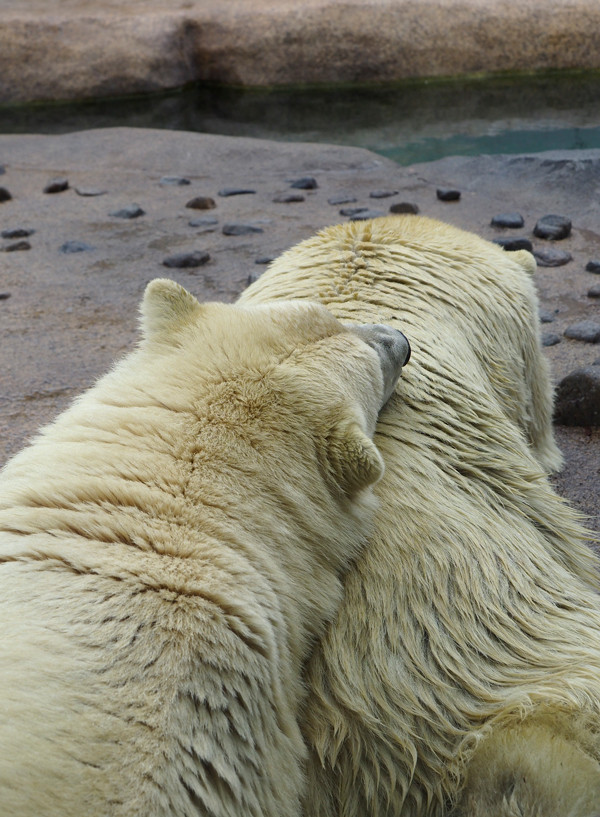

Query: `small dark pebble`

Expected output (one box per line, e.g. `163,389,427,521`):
185,196,216,210
542,332,561,347
533,248,572,267
44,178,69,194
289,177,318,190
1,227,34,239
327,194,357,206
162,251,210,269
586,260,600,274
539,308,557,324
189,216,218,233
554,366,600,426
246,274,259,287
340,206,369,217
3,240,31,252
75,187,107,197
0,166,4,175
273,193,305,204
255,256,276,265
189,216,218,228
110,204,145,219
564,321,600,343
389,201,419,215
0,292,11,300
160,176,191,186
0,187,13,202
533,214,572,240
436,188,461,202
587,285,600,298
493,237,534,252
60,240,95,254
222,223,264,236
349,210,385,221
218,188,256,197
370,190,398,199
491,212,524,229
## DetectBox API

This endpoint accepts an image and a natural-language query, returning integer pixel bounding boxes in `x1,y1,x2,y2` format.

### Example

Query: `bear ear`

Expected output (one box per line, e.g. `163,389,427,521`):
140,278,201,342
512,249,537,276
326,419,385,497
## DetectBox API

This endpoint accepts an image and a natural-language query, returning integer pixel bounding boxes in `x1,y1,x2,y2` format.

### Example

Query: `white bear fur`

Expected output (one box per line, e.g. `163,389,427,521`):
0,280,407,817
239,216,600,817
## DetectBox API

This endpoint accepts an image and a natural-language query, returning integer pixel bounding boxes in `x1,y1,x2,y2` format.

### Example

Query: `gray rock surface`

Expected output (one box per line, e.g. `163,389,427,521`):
555,367,600,428
2,0,600,103
0,129,598,529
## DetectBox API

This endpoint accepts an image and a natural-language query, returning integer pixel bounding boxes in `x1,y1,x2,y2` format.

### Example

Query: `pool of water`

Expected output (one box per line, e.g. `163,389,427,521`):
2,71,600,165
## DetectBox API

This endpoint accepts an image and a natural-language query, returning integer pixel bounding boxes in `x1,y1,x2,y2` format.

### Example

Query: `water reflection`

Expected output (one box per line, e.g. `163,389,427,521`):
1,71,600,165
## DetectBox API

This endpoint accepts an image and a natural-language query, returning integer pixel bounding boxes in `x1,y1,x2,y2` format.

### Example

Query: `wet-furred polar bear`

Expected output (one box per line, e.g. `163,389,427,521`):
0,278,411,817
239,216,600,817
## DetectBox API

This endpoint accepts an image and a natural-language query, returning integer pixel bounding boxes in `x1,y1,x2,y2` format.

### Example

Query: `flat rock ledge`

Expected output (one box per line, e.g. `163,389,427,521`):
0,128,598,527
3,0,600,103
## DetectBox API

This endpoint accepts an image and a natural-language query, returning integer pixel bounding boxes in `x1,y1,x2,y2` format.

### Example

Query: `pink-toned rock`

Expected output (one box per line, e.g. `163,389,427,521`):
2,0,600,103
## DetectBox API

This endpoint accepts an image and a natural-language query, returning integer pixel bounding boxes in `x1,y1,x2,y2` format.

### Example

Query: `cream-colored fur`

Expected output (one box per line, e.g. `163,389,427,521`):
0,279,410,817
239,216,600,817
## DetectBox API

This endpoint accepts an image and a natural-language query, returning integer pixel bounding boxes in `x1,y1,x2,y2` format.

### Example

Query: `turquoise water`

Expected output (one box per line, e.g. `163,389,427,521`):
2,71,600,165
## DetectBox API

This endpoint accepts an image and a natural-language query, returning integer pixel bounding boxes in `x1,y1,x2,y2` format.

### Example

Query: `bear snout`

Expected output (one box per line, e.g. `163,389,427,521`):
350,323,411,403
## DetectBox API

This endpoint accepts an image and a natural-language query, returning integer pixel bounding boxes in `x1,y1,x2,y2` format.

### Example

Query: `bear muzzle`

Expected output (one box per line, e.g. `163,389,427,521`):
350,323,411,404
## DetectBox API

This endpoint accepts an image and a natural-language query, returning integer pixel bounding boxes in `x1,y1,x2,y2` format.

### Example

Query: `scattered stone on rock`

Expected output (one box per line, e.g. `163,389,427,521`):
491,212,525,229
564,320,600,343
0,292,11,300
59,240,95,253
0,166,4,175
218,187,256,196
188,216,218,233
533,247,573,267
185,196,216,210
246,273,259,287
370,189,398,198
0,187,13,202
289,177,318,190
554,366,600,426
586,260,600,274
389,201,419,214
222,223,264,236
588,284,600,298
533,214,572,240
44,178,69,194
189,216,218,228
272,193,305,203
162,250,210,269
110,203,145,219
1,227,34,238
339,206,369,217
350,209,385,221
255,256,276,265
75,187,108,197
3,240,30,252
492,236,534,252
542,332,561,347
159,176,191,186
436,187,461,201
539,308,557,323
327,194,357,205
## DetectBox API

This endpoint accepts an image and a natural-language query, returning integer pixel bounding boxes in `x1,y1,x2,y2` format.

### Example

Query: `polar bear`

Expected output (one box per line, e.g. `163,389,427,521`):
0,278,411,817
239,216,600,817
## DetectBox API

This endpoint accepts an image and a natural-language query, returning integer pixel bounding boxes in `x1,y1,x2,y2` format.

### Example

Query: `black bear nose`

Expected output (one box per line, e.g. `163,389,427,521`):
398,331,411,366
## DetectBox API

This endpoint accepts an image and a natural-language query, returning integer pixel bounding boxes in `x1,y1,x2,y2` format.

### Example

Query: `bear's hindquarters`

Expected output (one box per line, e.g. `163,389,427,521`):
456,719,600,817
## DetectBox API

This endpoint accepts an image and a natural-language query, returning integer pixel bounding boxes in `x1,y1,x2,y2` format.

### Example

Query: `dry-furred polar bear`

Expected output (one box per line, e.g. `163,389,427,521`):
0,278,411,817
239,216,600,817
